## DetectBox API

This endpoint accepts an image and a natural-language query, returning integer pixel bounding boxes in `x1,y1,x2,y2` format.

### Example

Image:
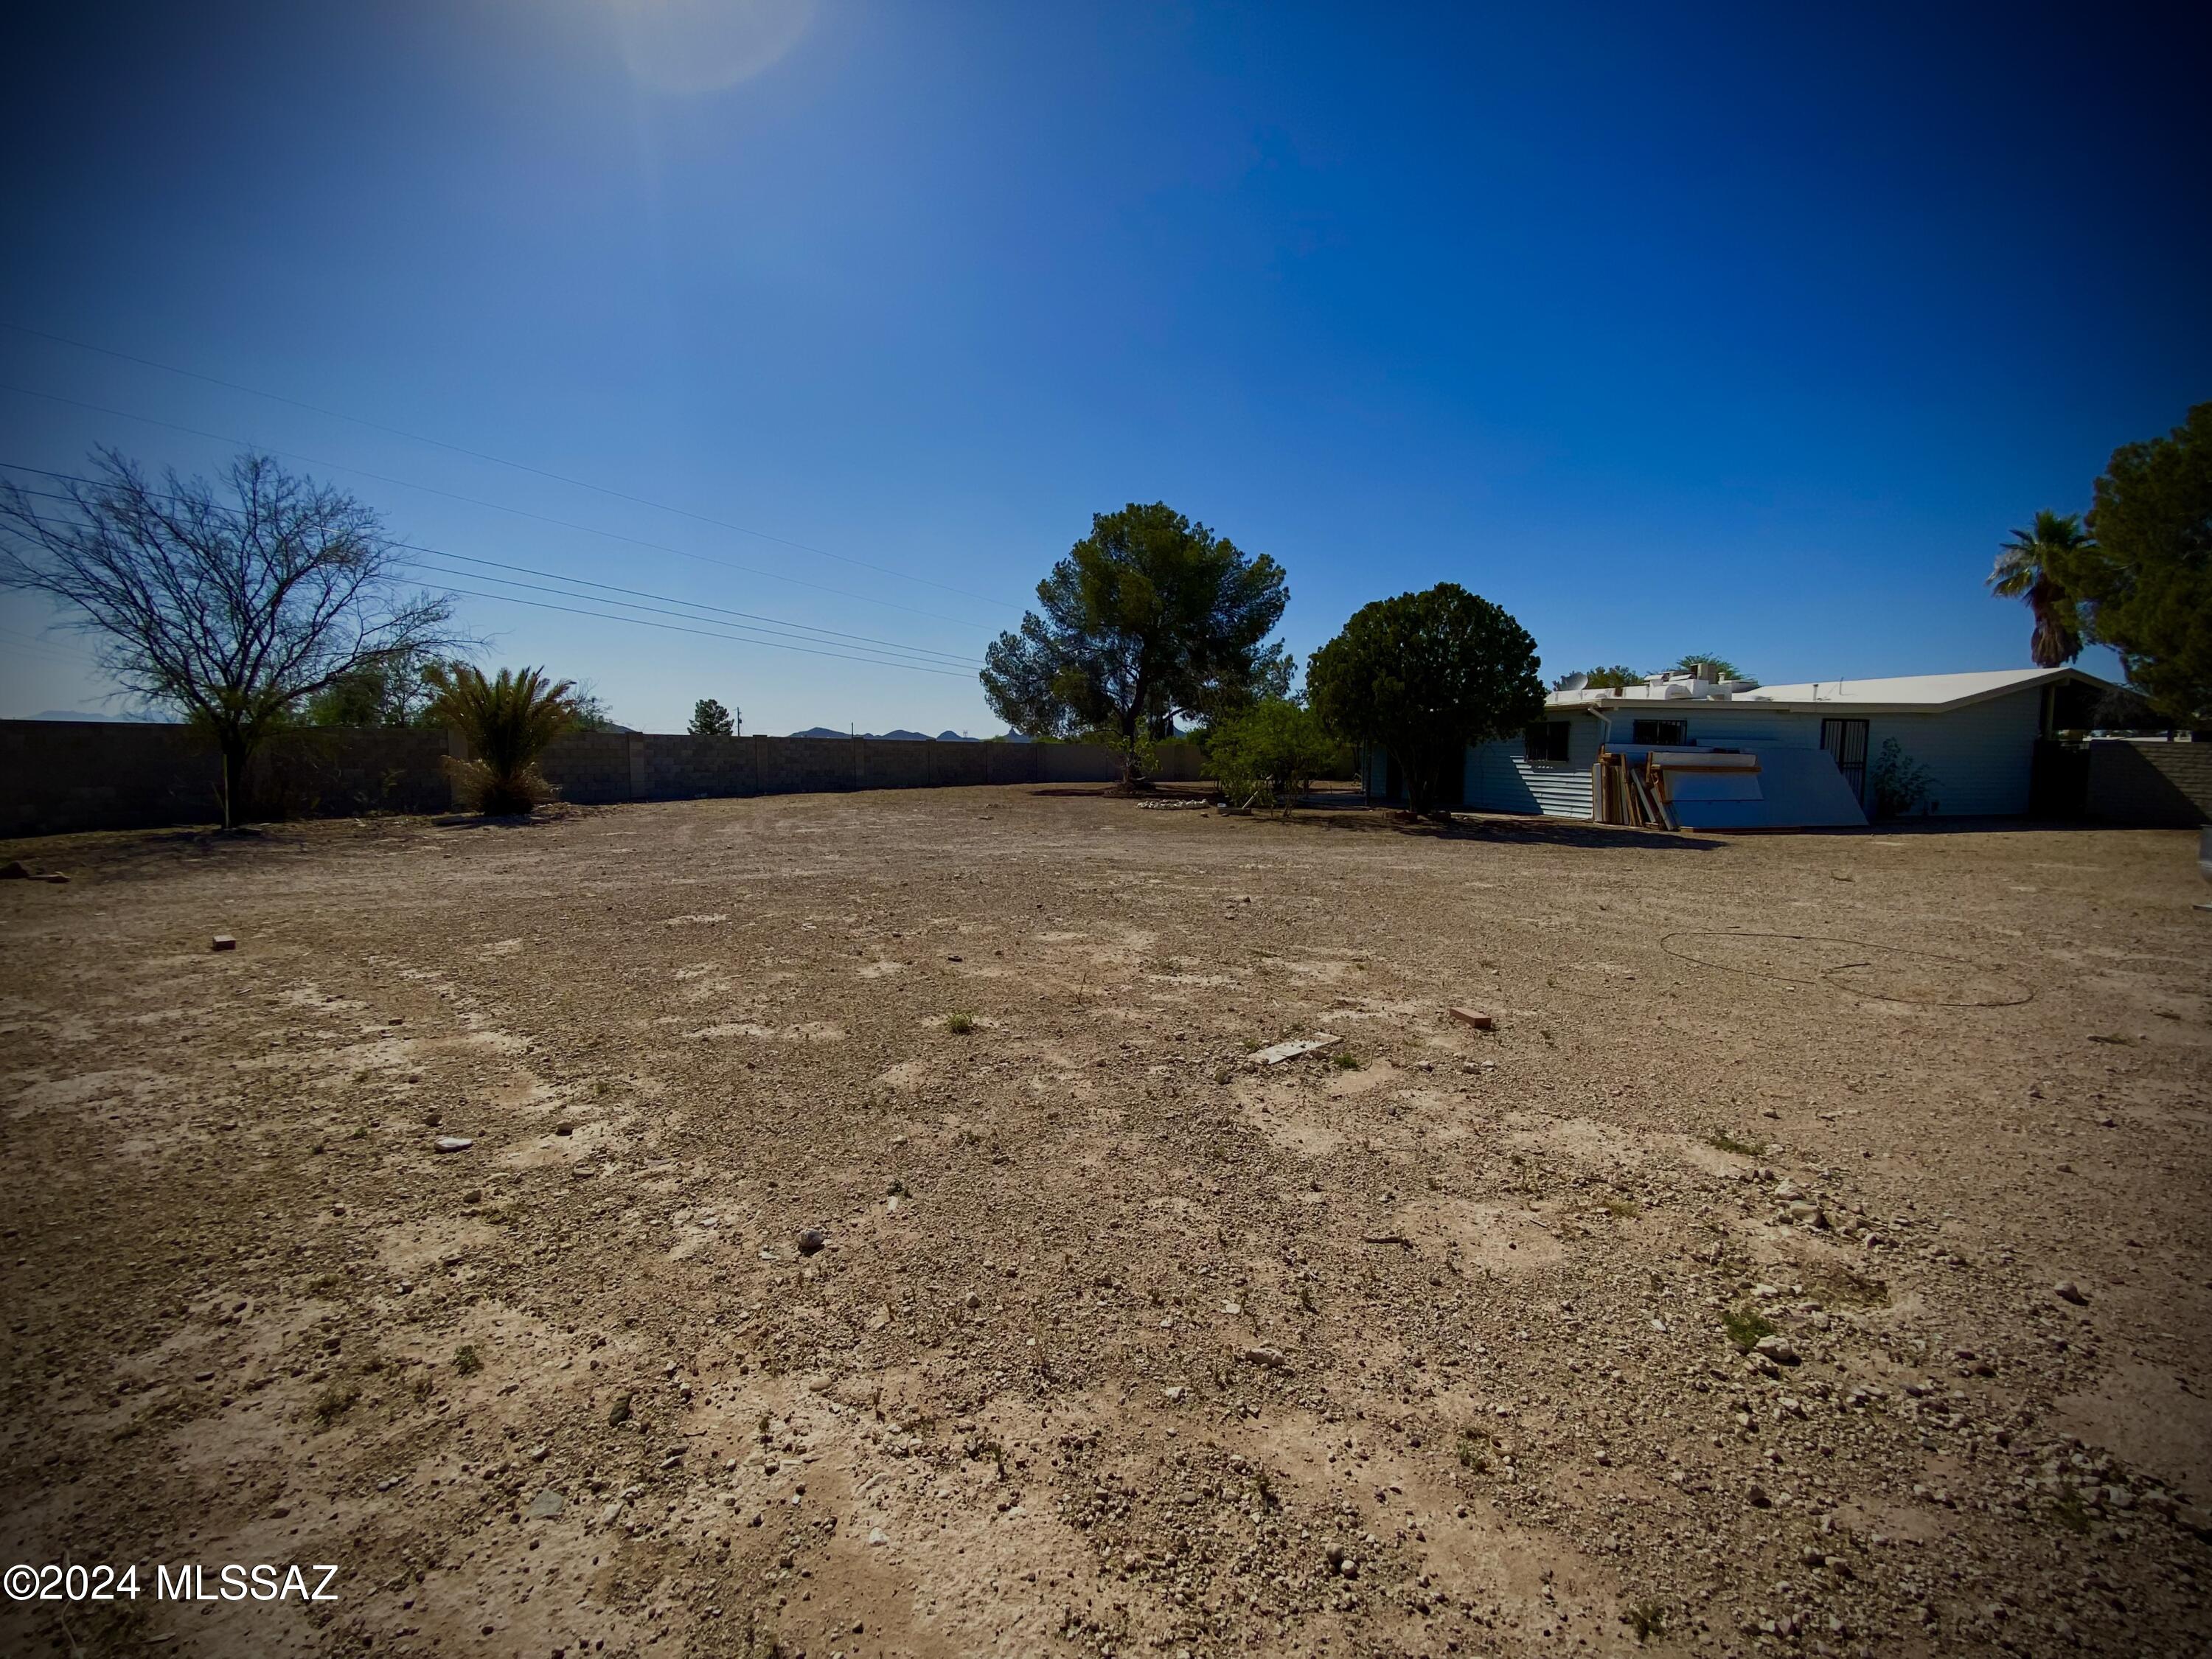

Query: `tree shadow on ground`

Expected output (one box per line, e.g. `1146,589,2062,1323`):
0,823,318,885
1287,808,1727,852
429,811,574,832
1842,815,2185,837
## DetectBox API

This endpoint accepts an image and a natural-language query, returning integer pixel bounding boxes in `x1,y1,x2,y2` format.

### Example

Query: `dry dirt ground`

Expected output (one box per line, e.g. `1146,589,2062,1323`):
1,785,2208,1659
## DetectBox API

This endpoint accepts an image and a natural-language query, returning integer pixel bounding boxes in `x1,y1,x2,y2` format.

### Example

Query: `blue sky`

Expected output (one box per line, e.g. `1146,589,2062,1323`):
1,1,2202,731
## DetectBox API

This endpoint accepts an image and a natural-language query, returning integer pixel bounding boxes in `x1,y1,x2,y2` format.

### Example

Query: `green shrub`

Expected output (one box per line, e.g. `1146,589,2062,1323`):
1868,737,1936,818
1208,699,1343,812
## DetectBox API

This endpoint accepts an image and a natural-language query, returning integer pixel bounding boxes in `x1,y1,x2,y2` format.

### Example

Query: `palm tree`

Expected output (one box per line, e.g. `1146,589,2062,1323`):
425,663,582,815
1989,511,2087,667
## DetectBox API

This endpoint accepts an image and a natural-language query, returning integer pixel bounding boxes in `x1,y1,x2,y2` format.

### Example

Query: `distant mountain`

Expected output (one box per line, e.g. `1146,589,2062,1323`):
785,726,978,741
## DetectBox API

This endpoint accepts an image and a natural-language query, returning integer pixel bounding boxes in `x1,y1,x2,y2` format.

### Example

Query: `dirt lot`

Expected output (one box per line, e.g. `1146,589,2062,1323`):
1,786,2208,1659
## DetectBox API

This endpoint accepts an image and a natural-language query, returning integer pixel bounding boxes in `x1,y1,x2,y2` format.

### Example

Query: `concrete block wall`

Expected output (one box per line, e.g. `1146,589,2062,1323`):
2085,739,2212,827
0,721,453,836
0,721,224,835
0,723,1209,838
257,728,453,819
535,732,636,804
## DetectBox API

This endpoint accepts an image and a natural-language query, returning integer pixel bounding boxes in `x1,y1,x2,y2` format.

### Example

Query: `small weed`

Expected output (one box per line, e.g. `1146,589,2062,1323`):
311,1382,361,1430
1331,1051,1361,1071
1602,1196,1639,1218
1298,1284,1317,1314
349,1125,370,1141
1214,1064,1234,1085
409,1373,434,1402
453,1344,481,1376
1625,1600,1667,1642
1721,1304,1777,1353
967,1439,1007,1475
607,1393,633,1427
592,1079,613,1097
1456,1430,1491,1473
2051,1484,2091,1535
1251,1468,1280,1509
944,1011,976,1035
1809,1268,1891,1309
887,1177,908,1197
1705,1130,1766,1156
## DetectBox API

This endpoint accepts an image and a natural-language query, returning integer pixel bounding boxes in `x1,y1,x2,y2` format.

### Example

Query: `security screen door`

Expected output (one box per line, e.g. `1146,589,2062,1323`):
1820,717,1869,802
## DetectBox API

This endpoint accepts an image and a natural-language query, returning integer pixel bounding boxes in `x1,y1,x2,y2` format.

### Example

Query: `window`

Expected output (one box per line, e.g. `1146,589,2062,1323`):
1631,719,1688,745
1523,720,1573,763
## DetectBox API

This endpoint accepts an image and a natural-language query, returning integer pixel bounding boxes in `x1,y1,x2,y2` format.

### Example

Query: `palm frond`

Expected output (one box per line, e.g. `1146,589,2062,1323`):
426,664,580,813
1990,512,2090,664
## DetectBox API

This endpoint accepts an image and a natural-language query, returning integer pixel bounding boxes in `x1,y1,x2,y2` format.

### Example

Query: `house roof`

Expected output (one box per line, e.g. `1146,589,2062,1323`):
1548,666,2115,714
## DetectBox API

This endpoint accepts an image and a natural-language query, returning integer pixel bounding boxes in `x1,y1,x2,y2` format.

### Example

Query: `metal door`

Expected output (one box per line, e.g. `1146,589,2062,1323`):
1821,718,1869,802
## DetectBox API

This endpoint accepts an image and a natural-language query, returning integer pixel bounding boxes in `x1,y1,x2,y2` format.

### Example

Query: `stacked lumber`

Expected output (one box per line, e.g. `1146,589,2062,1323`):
1593,752,1676,829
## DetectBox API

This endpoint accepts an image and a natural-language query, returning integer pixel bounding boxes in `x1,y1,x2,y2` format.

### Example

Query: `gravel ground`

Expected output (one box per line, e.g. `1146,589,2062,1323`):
1,785,2207,1659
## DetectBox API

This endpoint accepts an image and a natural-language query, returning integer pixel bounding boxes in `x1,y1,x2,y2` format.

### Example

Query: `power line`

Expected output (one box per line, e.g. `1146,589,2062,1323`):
0,460,981,669
422,584,973,677
0,320,1019,609
0,383,1001,630
0,626,111,681
410,552,977,667
0,637,105,675
403,560,976,673
0,495,974,683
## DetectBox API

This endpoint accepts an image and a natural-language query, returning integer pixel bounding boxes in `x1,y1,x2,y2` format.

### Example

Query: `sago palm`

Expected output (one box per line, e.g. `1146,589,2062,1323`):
1989,511,2088,667
424,663,580,814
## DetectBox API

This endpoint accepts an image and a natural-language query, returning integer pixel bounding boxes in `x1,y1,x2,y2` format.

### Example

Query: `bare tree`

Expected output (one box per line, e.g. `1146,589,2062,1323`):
0,448,463,825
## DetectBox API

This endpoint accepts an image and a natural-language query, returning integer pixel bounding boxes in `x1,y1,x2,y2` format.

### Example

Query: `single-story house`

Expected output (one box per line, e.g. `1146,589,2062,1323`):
1364,666,2120,828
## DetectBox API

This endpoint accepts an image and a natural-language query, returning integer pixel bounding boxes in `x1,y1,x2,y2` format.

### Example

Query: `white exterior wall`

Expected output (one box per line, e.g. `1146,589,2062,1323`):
1465,717,1601,818
1443,686,2047,821
1863,688,2044,816
1654,707,1823,750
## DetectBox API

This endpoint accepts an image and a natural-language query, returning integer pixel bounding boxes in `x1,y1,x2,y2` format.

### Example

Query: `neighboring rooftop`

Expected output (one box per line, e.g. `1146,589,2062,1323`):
1548,665,2113,713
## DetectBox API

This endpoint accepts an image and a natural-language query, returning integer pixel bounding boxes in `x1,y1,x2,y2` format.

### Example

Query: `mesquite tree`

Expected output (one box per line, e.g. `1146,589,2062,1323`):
0,448,459,825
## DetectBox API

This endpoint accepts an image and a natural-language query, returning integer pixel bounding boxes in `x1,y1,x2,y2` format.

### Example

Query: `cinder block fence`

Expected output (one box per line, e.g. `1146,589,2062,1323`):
0,720,1205,838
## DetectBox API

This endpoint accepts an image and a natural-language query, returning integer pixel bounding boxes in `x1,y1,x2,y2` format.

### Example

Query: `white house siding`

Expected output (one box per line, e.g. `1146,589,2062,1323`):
1366,686,2046,821
1659,708,1823,751
1582,692,2043,817
1439,686,2047,821
1863,688,2044,816
1464,718,1601,818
